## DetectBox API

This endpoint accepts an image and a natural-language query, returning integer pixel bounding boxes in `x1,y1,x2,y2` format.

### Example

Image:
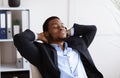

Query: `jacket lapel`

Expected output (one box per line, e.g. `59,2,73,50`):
69,44,96,68
45,44,59,70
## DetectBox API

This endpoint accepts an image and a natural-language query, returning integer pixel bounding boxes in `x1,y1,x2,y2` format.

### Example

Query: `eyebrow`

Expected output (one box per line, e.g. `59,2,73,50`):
51,22,63,25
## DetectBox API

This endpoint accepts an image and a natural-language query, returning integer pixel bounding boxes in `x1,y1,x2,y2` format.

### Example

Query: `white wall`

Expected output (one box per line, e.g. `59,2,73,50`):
1,0,120,78
21,0,69,33
70,0,120,78
89,35,120,78
69,0,120,78
69,0,120,35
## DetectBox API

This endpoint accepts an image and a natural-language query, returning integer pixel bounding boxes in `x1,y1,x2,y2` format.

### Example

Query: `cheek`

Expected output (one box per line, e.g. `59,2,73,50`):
48,31,58,38
49,30,58,35
51,32,58,38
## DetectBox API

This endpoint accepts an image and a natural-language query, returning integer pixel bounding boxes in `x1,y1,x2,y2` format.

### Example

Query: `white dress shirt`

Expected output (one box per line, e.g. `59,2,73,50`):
51,42,88,78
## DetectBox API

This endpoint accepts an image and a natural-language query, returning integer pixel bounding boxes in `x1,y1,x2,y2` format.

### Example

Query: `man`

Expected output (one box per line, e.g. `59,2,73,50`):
14,16,103,78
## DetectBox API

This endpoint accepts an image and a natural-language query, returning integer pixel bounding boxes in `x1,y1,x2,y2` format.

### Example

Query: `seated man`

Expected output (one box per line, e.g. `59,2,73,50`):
13,16,103,78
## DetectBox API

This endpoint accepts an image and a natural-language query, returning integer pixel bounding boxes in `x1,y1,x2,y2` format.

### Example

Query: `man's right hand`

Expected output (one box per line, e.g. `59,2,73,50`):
37,32,48,43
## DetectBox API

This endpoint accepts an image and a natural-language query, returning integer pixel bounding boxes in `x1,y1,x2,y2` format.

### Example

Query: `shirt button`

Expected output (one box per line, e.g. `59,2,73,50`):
68,56,70,58
63,61,66,65
74,75,78,77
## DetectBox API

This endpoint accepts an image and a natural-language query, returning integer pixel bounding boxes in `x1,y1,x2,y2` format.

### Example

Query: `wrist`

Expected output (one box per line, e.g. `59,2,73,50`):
37,33,48,43
37,33,42,40
67,29,71,37
66,28,74,37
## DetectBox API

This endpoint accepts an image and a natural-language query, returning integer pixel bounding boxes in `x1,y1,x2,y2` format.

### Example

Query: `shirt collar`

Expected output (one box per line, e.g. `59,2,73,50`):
51,42,68,50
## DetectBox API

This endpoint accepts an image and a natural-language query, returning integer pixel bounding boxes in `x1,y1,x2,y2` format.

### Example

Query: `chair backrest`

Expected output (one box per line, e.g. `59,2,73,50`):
31,64,43,78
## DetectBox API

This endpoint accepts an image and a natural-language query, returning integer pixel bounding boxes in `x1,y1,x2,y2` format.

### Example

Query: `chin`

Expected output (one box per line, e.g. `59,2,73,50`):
59,37,67,41
59,36,66,38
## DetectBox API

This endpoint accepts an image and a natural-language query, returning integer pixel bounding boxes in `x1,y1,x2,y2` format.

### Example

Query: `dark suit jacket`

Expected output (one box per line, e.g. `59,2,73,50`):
14,23,103,78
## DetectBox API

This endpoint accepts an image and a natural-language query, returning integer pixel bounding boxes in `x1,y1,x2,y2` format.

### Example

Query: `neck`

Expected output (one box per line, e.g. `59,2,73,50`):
50,41,65,50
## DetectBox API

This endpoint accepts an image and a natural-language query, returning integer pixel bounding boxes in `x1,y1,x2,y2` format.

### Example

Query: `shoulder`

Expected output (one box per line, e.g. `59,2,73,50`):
33,41,54,50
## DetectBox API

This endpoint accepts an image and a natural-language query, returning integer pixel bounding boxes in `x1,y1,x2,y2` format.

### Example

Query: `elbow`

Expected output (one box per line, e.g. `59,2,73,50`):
13,34,22,47
13,34,20,43
92,25,97,32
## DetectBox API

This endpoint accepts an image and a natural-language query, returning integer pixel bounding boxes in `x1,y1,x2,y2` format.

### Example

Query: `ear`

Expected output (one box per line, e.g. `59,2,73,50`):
44,32,49,38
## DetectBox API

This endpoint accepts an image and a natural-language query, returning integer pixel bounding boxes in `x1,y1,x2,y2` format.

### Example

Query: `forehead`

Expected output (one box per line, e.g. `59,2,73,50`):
48,18,62,25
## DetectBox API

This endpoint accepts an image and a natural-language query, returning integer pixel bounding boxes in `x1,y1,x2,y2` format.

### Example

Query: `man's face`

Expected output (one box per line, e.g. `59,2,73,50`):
46,18,67,42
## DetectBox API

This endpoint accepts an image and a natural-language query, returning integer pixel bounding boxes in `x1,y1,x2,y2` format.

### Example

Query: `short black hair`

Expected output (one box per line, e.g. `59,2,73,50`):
43,16,60,32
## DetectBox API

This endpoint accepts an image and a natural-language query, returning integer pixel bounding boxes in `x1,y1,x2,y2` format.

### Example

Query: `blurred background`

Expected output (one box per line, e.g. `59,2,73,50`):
0,0,120,78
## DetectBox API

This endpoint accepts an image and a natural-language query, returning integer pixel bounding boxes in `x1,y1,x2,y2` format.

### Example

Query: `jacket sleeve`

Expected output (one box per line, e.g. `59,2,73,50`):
73,23,97,47
13,29,41,66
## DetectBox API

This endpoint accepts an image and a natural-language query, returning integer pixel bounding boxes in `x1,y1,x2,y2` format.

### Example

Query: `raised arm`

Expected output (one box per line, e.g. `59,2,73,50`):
73,23,97,47
13,29,41,66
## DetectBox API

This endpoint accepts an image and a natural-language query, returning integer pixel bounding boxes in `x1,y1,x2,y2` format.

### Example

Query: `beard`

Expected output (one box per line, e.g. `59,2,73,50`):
57,37,66,41
48,33,67,43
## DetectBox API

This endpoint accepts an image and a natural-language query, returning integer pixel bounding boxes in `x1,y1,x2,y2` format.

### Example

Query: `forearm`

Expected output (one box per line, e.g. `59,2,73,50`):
73,23,97,47
13,29,41,66
14,29,36,41
73,23,97,36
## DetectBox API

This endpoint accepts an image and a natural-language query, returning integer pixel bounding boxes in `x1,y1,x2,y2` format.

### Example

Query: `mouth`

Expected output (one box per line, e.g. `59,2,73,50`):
60,31,66,35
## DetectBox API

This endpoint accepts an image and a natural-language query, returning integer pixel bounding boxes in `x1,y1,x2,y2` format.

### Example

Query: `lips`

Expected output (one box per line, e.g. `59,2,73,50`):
60,30,66,34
